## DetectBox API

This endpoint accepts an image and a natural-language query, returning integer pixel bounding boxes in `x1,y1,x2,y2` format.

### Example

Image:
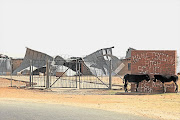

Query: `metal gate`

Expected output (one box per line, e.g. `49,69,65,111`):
0,59,121,90
27,60,77,88
49,59,78,88
79,61,109,89
28,59,110,89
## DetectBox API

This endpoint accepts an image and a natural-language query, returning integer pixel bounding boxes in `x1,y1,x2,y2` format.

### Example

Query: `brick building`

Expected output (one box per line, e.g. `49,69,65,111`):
130,50,177,93
12,58,23,72
117,58,131,76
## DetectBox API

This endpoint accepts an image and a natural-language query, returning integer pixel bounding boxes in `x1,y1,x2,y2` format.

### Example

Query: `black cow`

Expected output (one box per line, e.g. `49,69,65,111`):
123,74,150,92
153,75,178,93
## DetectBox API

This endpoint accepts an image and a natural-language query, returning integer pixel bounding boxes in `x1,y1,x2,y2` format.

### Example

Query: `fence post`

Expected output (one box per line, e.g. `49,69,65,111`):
10,58,13,87
79,60,81,89
109,59,112,89
29,60,32,87
31,60,34,87
76,59,78,88
46,60,50,89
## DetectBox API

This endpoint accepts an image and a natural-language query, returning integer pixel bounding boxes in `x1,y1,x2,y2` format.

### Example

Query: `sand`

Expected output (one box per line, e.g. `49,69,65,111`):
0,77,180,120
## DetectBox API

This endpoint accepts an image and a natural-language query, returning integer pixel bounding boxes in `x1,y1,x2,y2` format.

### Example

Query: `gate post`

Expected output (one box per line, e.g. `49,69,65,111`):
76,59,78,89
78,60,81,89
109,59,112,89
29,60,32,87
46,60,50,89
31,60,34,87
10,58,13,87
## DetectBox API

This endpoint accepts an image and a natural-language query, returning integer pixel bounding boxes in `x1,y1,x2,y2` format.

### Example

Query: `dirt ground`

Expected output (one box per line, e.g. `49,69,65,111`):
0,77,180,120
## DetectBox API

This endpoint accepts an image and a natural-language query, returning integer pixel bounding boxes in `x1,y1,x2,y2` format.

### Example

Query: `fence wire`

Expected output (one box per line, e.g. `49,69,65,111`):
0,59,123,90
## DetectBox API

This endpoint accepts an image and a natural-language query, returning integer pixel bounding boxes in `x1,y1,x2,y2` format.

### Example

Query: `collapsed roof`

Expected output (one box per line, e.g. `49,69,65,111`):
0,58,11,75
12,47,53,75
0,54,9,59
13,47,126,76
125,47,136,59
83,47,125,76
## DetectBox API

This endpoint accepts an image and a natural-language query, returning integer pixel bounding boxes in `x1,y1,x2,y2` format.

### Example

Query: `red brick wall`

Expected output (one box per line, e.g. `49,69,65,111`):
131,80,176,93
12,59,23,72
131,50,177,93
131,50,176,77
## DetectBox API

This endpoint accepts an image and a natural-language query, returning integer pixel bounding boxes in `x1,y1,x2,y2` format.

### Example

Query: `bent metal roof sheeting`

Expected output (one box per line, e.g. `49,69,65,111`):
13,48,53,75
83,47,125,76
13,47,126,76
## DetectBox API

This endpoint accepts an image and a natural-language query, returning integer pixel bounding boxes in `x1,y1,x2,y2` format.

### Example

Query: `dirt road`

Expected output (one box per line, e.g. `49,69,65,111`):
0,98,154,120
0,78,180,120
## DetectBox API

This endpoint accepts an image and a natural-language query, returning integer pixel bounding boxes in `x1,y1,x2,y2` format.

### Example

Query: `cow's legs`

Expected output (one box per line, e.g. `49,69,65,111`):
163,83,166,93
175,82,178,93
124,84,127,92
136,82,139,92
124,80,128,93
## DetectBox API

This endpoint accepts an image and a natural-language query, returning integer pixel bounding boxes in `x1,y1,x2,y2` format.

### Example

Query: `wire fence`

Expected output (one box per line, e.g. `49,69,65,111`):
0,59,123,89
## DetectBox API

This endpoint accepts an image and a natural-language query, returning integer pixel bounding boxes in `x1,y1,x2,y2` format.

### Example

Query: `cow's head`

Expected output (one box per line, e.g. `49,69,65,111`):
145,74,150,81
153,75,158,82
170,75,178,82
152,78,156,82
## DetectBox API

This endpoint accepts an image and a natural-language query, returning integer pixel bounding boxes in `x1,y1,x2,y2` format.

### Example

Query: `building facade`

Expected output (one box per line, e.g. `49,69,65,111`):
131,50,177,93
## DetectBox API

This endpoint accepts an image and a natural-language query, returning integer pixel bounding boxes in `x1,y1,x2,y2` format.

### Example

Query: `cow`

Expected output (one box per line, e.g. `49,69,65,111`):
123,74,150,92
153,75,178,93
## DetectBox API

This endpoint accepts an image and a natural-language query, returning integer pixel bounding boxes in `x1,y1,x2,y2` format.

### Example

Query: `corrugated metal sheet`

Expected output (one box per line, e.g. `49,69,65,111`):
83,47,125,76
13,48,53,75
